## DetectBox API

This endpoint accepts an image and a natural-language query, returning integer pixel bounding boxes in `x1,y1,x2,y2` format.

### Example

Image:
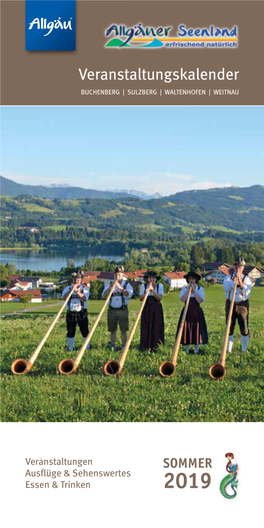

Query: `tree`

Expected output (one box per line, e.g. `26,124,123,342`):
191,245,205,268
67,259,75,268
5,263,18,276
20,294,32,309
89,281,104,300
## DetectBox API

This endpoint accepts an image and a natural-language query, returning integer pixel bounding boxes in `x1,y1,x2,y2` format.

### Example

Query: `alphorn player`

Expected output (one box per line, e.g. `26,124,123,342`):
102,265,133,352
223,257,252,353
178,271,208,354
139,271,164,351
62,270,90,351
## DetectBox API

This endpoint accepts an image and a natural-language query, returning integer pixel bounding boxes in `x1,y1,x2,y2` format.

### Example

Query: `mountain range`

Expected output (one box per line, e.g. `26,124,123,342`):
0,176,131,200
0,176,161,200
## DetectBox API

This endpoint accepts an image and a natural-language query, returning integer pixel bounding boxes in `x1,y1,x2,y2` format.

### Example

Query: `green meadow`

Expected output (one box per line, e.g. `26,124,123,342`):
0,286,263,422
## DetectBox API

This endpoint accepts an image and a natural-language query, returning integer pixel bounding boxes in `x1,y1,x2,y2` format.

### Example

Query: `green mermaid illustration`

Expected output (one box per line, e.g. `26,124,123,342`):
220,452,239,499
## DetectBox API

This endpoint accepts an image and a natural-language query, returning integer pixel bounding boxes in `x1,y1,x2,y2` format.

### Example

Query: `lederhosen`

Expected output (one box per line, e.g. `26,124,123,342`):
140,284,164,350
66,287,89,338
226,274,249,336
177,294,208,346
107,282,129,332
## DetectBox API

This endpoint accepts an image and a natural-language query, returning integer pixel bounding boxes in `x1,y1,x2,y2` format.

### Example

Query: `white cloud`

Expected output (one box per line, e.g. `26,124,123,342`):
189,181,232,191
126,173,233,196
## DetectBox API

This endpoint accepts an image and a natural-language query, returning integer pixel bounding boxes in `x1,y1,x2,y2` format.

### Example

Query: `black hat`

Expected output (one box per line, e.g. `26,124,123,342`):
144,270,161,281
114,265,125,274
234,256,246,267
72,270,84,280
184,271,201,282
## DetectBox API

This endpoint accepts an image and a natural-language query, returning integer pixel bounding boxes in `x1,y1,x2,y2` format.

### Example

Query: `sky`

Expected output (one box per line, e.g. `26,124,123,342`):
1,106,263,196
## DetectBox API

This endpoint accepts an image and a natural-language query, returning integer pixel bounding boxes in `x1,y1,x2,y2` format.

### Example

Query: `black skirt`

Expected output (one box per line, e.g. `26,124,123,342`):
176,298,208,345
140,297,164,350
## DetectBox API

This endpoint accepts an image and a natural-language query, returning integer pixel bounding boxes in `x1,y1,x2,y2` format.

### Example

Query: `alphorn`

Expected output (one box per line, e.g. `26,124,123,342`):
209,277,238,380
58,280,118,375
104,285,152,376
11,286,75,375
159,285,192,378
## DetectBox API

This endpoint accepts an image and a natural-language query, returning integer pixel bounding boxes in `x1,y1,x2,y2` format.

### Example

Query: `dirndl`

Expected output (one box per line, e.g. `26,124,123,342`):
176,297,208,345
140,297,164,350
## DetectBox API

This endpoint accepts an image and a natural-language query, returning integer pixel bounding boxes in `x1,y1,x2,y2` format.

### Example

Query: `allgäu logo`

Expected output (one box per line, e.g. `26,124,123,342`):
28,17,73,38
25,0,76,51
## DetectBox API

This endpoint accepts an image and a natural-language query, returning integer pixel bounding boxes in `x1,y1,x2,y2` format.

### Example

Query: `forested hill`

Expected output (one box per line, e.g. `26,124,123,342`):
0,176,131,200
162,185,264,210
1,183,264,252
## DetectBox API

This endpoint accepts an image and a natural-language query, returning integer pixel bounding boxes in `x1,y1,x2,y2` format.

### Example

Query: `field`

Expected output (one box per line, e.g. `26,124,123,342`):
0,286,263,422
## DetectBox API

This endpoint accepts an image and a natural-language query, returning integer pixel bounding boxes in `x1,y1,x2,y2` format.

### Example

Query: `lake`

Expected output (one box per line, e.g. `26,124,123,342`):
0,250,123,272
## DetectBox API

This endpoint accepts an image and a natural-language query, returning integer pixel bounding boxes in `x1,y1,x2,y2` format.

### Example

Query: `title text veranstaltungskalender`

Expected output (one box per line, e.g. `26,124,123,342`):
78,67,239,83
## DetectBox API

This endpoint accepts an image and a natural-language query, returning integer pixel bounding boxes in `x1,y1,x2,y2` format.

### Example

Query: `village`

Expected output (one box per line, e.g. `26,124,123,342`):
1,261,263,303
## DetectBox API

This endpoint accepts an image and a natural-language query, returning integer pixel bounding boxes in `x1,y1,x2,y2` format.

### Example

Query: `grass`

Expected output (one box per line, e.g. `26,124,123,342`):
100,210,123,218
138,208,154,215
162,202,177,208
60,200,83,206
209,225,242,234
43,225,67,231
228,195,244,201
0,300,61,315
117,203,136,211
173,225,196,234
22,204,53,213
0,286,263,422
138,224,163,230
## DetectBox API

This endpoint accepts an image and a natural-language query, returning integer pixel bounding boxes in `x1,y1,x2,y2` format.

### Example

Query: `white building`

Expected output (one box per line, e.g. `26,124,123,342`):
163,272,187,290
205,266,230,284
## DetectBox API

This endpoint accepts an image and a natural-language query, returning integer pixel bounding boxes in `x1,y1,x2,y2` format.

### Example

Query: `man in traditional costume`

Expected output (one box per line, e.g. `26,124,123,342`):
102,265,133,351
223,257,252,352
62,270,90,351
139,271,164,351
178,271,208,354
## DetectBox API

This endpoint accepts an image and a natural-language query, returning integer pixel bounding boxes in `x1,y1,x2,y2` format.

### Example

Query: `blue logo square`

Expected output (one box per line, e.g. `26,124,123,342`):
26,0,76,51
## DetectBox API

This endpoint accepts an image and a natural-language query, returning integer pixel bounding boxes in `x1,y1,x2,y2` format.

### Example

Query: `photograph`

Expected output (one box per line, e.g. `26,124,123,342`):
0,106,263,422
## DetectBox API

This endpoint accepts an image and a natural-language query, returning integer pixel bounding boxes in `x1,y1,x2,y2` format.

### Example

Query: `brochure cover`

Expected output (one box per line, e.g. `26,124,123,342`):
0,1,263,527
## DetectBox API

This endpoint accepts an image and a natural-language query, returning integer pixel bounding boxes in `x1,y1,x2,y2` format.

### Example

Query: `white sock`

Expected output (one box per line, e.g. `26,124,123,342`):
195,345,200,354
185,345,190,353
83,338,90,350
241,335,249,352
67,337,75,351
227,335,234,353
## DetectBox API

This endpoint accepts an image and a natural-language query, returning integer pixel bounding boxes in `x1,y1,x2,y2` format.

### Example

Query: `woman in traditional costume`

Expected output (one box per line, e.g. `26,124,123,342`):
177,271,208,354
139,271,164,351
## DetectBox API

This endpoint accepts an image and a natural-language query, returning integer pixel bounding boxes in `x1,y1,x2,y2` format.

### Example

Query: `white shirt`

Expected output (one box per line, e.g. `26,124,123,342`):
102,280,133,307
179,285,205,302
139,283,164,297
223,274,252,302
62,284,90,310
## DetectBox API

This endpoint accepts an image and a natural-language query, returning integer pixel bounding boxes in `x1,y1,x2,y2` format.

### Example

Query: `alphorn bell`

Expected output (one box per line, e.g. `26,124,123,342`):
58,280,118,375
159,285,192,378
104,284,152,376
11,286,75,375
209,277,238,380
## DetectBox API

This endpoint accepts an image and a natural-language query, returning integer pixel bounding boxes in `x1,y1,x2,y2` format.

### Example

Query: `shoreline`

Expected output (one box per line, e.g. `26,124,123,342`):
0,247,45,251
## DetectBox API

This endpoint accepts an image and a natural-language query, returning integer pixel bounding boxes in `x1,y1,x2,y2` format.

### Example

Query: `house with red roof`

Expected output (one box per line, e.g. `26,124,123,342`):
81,271,100,286
163,272,187,290
9,280,32,291
204,265,230,284
0,289,42,303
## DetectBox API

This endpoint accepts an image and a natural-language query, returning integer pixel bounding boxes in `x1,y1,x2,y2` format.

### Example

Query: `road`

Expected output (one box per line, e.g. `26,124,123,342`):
0,302,61,317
